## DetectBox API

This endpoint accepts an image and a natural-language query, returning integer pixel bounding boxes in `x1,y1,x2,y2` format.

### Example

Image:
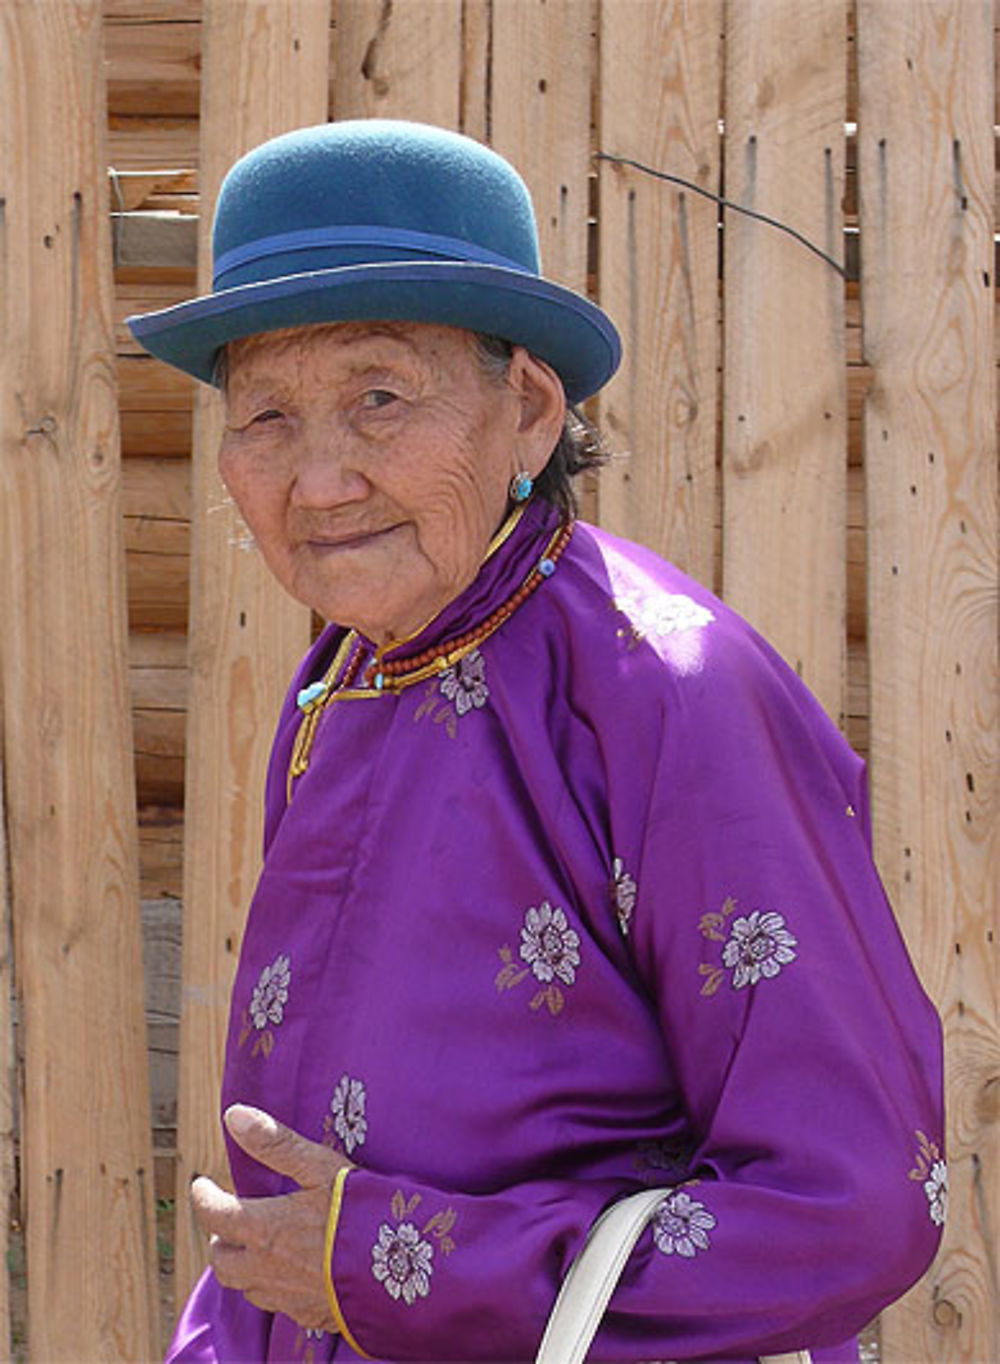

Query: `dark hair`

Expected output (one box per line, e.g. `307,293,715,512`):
472,334,607,517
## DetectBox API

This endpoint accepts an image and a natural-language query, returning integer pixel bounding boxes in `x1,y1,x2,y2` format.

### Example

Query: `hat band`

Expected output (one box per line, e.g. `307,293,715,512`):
213,225,531,290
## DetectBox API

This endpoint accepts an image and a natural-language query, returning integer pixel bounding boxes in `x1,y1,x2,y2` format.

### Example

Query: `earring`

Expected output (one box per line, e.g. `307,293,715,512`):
509,471,534,503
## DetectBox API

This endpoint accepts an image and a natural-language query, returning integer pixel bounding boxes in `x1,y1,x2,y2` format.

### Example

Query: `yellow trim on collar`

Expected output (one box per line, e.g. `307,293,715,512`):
323,1166,372,1359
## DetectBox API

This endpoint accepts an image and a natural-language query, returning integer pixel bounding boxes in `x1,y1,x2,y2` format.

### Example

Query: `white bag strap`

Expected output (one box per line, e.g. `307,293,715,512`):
534,1187,812,1364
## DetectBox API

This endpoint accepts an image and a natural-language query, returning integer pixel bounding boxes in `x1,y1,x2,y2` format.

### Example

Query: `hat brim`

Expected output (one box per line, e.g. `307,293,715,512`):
127,260,620,404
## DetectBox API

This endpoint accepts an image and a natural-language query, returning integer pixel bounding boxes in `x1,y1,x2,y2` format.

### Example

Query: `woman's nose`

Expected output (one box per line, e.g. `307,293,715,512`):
290,425,369,507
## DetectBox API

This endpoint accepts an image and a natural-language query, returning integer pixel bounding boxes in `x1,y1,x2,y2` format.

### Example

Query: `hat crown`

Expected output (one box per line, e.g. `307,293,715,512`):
213,120,542,289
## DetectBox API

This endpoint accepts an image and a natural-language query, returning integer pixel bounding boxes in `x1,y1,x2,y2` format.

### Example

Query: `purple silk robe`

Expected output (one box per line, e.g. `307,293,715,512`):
169,499,944,1363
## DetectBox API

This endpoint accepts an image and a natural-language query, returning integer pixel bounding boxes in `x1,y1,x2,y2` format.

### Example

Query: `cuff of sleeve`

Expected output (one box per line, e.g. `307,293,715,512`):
324,1166,372,1359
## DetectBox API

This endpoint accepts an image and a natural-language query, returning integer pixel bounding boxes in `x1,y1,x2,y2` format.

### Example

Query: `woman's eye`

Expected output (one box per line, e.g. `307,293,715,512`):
360,389,399,410
251,408,284,425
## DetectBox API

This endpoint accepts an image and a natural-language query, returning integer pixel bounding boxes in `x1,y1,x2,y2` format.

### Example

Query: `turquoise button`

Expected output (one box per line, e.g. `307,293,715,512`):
296,681,327,710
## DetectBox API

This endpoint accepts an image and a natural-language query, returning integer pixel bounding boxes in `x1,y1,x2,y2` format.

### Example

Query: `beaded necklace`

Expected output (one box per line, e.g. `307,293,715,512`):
286,511,574,799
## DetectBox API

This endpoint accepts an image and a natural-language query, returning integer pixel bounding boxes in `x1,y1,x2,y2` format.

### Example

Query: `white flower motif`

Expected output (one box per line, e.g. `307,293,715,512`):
721,910,797,989
371,1222,434,1305
652,1189,716,1258
612,857,637,935
330,1075,368,1154
520,901,581,986
249,953,291,1029
439,648,489,716
924,1159,948,1227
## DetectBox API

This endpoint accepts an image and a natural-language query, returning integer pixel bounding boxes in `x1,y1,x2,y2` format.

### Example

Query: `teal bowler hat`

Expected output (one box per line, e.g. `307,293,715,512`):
127,120,621,404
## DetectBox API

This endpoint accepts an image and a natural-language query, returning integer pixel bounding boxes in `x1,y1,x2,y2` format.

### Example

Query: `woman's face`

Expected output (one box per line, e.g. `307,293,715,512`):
219,321,565,644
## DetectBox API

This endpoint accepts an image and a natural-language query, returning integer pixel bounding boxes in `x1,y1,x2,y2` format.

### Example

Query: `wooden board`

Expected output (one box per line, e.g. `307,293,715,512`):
0,3,160,1357
460,0,491,140
721,0,847,727
330,0,462,125
130,633,188,802
139,805,185,901
857,3,999,1361
596,0,722,587
108,114,201,170
104,17,203,117
0,766,12,1364
115,278,197,352
174,0,327,1300
490,0,594,294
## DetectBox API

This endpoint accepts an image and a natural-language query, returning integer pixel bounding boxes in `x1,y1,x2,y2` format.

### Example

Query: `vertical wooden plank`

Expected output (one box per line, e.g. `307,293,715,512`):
857,2,998,1360
460,0,491,141
330,0,462,126
0,3,160,1358
722,0,847,723
596,0,721,585
0,765,12,1362
490,0,593,296
175,0,327,1301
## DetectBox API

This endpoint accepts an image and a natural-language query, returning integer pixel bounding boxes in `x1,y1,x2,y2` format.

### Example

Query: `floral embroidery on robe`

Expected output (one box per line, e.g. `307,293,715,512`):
238,953,291,1057
611,857,637,935
372,1222,434,1305
910,1131,948,1227
371,1191,457,1305
413,648,489,737
652,1188,717,1259
324,1075,368,1155
439,648,489,715
698,898,796,996
496,901,581,1016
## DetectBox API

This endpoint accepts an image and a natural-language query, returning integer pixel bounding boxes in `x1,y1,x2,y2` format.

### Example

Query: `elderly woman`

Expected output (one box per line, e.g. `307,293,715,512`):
130,121,943,1364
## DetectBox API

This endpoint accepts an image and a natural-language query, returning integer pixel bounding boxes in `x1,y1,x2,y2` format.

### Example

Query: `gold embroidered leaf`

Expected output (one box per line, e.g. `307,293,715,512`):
699,964,724,997
698,914,726,942
405,1194,422,1219
414,683,439,723
423,1206,457,1239
529,989,547,1012
440,1235,456,1256
908,1130,938,1180
546,986,565,1016
391,1190,407,1222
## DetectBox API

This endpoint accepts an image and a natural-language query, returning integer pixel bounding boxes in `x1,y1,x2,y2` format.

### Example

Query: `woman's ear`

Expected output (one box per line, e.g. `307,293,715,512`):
506,347,567,477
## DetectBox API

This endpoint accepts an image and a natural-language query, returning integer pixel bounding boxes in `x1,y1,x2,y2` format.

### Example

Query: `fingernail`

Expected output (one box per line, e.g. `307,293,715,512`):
224,1103,260,1140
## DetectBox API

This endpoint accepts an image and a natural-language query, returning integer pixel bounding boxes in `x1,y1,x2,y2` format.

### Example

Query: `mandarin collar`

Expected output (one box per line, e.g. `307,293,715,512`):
361,497,562,663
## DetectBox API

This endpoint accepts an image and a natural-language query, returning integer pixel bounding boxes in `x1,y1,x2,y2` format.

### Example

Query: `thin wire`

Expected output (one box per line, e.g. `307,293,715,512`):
594,152,846,279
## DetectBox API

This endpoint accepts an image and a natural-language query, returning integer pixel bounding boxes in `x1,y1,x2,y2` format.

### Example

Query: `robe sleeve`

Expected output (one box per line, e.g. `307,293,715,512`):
323,621,944,1363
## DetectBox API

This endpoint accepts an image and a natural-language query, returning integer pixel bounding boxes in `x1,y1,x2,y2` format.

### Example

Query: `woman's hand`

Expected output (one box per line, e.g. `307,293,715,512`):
192,1104,352,1331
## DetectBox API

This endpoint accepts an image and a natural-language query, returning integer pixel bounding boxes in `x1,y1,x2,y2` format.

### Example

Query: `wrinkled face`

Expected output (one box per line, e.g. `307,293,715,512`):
218,322,565,644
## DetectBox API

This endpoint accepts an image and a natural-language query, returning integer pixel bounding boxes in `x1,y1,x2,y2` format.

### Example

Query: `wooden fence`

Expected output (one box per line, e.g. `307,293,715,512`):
0,0,996,1359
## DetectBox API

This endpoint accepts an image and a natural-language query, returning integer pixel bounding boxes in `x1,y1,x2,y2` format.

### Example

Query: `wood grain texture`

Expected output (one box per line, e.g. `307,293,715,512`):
722,0,847,725
139,805,185,901
596,0,721,585
490,0,593,295
109,113,201,170
857,3,999,1361
460,0,490,140
174,0,327,1299
104,16,203,117
0,2,160,1357
0,767,12,1363
330,0,462,125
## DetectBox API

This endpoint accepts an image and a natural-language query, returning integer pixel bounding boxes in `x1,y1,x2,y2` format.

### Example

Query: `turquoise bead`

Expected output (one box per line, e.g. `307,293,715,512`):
296,681,327,710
